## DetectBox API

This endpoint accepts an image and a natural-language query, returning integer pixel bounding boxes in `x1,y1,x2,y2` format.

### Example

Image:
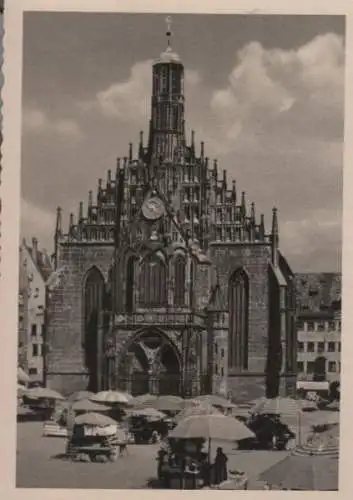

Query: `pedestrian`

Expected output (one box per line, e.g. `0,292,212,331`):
213,447,228,485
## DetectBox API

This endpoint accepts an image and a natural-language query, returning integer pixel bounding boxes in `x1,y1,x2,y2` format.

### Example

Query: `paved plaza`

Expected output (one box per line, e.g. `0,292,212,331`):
16,410,336,489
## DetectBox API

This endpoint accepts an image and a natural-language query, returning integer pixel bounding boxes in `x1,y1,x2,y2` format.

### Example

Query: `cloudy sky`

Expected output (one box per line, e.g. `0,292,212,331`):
21,13,344,272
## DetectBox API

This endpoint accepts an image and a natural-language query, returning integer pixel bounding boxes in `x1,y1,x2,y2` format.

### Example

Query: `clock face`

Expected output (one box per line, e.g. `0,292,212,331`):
142,196,165,221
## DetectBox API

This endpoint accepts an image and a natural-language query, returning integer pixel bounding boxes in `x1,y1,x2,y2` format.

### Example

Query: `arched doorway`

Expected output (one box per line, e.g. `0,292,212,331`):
83,267,105,392
116,330,181,396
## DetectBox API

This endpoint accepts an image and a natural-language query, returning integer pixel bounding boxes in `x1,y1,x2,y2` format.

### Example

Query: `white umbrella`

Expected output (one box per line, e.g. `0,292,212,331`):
74,411,117,426
128,407,166,420
169,413,255,441
71,398,111,413
26,387,64,400
194,394,237,410
90,390,133,405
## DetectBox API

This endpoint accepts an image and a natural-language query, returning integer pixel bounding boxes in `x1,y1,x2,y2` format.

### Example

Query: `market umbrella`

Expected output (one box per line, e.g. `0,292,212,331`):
175,402,222,424
128,407,166,420
18,367,30,384
194,394,237,410
259,448,338,490
169,414,255,441
90,390,134,405
26,387,64,401
139,395,184,412
71,398,111,413
251,397,303,443
68,390,94,402
251,397,301,415
133,393,158,405
74,411,118,426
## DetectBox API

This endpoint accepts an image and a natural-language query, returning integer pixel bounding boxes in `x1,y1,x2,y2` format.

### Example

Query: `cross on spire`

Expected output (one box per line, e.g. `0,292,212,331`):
165,15,173,48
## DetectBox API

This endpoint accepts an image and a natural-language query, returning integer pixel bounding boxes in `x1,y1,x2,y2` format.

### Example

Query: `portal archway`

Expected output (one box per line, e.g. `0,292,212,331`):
116,329,181,396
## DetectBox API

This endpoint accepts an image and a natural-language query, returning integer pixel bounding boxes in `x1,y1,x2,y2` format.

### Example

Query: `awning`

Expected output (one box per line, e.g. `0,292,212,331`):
297,381,329,391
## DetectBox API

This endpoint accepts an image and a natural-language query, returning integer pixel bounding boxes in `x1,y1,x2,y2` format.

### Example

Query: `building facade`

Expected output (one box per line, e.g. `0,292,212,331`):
295,273,341,386
46,26,297,400
19,238,52,383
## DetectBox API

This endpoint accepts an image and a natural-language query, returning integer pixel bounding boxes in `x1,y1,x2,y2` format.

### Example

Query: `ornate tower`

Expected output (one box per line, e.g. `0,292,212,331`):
147,17,186,163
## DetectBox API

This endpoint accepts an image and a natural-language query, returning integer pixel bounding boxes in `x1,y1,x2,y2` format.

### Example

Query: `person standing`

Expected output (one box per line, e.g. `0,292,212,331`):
214,447,228,485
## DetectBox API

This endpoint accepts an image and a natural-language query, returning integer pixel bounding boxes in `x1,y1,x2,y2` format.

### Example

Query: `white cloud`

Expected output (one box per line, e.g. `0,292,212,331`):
23,108,83,140
79,60,202,122
210,33,344,145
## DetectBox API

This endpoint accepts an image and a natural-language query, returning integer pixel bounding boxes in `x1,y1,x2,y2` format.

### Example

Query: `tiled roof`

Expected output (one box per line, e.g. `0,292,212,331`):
294,273,341,313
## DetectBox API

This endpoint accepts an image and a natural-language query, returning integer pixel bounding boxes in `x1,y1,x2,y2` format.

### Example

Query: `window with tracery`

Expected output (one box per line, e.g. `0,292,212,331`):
174,255,186,306
139,254,167,307
228,268,249,370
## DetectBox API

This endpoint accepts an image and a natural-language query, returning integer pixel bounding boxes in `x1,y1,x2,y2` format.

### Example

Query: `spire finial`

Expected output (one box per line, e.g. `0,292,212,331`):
165,16,173,48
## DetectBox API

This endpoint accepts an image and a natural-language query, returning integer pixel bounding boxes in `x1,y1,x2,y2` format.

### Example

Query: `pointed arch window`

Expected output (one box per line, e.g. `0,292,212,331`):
174,255,186,306
228,268,249,370
139,253,167,307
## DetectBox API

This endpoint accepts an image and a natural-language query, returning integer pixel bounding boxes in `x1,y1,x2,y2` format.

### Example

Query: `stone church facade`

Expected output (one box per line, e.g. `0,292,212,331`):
46,28,297,401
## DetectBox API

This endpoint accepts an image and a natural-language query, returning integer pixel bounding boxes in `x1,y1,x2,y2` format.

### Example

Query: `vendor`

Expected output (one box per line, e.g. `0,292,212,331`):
214,447,228,485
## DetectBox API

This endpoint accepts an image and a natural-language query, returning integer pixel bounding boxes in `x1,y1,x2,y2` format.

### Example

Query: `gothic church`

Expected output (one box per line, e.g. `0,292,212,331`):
46,23,297,401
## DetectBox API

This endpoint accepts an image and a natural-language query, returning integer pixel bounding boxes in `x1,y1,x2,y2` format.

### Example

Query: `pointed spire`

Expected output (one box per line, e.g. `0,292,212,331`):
223,169,227,188
213,159,218,180
200,141,204,160
191,130,195,154
139,131,144,159
241,191,246,216
165,15,173,49
251,202,256,223
55,206,62,236
271,207,279,266
232,180,236,202
260,214,265,240
129,142,133,161
116,158,121,179
79,201,83,221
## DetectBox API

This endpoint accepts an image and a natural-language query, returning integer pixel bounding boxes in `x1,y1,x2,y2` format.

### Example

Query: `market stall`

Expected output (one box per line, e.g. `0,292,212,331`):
66,412,126,463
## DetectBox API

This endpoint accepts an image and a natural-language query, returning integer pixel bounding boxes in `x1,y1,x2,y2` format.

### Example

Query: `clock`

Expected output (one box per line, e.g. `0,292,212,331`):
142,196,165,221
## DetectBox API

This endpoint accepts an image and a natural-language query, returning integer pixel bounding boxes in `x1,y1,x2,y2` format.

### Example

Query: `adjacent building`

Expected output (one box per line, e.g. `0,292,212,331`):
295,273,341,387
46,24,297,400
19,238,52,383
